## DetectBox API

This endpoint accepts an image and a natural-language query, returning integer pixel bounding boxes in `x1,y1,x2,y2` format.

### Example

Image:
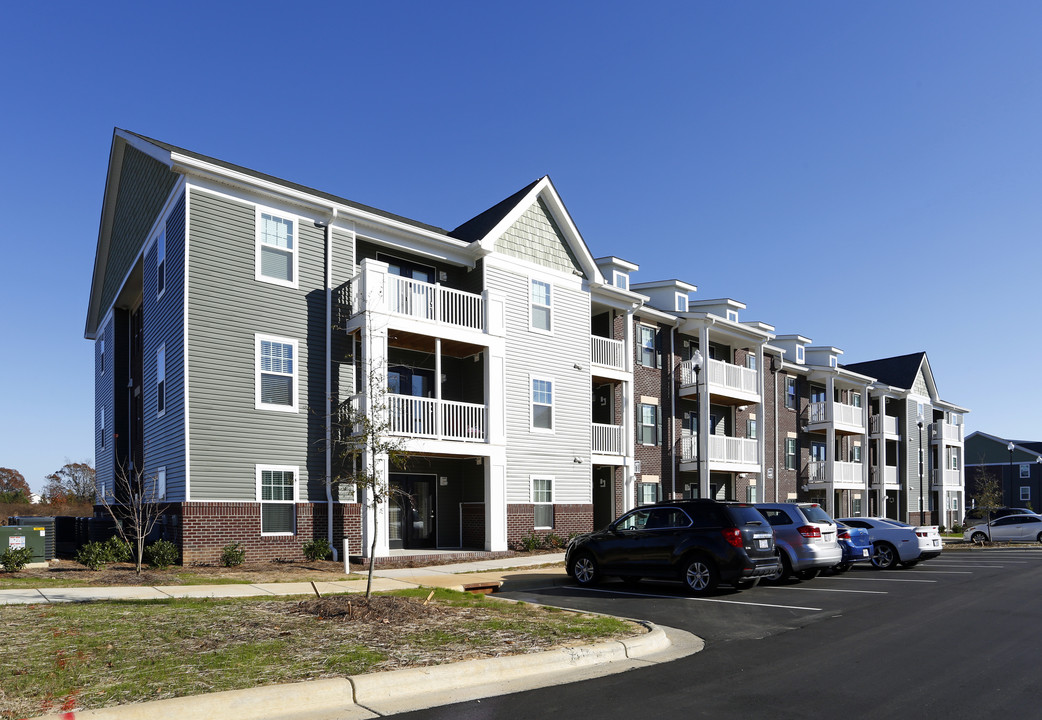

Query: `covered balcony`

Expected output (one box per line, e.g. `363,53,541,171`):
930,422,963,445
870,464,901,489
932,469,962,489
680,434,760,472
679,358,760,405
807,460,865,489
590,335,626,372
807,400,865,434
592,423,624,456
870,414,900,437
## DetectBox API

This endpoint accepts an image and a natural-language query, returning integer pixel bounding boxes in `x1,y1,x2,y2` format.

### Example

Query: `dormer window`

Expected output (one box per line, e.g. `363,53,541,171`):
676,294,688,312
613,271,629,290
727,310,738,322
830,356,837,368
796,346,805,363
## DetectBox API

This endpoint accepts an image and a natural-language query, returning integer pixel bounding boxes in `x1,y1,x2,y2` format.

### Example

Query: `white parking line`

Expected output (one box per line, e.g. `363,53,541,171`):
891,570,971,574
573,585,822,611
764,586,887,595
819,576,937,583
925,564,1006,568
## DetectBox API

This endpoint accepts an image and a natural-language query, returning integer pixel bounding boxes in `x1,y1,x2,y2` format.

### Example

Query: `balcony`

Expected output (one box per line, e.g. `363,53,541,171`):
807,460,865,487
870,415,900,436
932,468,962,488
930,422,963,445
372,394,487,443
871,465,900,487
680,358,759,404
592,423,624,455
680,434,759,467
807,401,865,433
590,335,626,372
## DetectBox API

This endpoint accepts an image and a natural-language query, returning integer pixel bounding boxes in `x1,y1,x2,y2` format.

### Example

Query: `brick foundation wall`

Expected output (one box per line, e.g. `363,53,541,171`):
181,502,361,565
506,503,593,545
461,503,485,548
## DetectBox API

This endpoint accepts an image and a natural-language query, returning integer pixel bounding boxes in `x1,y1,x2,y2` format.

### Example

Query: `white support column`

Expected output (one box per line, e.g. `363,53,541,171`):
360,453,390,558
825,375,836,517
485,451,507,551
622,308,636,512
435,338,443,440
756,342,765,493
699,325,711,498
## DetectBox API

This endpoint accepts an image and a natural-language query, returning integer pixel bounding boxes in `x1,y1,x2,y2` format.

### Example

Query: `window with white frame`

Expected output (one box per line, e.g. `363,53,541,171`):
1021,486,1031,501
951,496,959,511
256,209,297,287
258,465,297,534
531,377,553,430
639,404,658,445
530,279,552,332
256,335,298,411
796,346,804,363
676,294,688,312
155,467,166,500
852,392,862,408
747,485,758,503
640,482,660,505
746,354,757,371
747,418,757,440
99,337,105,375
613,271,629,290
638,325,657,368
785,377,797,409
532,477,554,528
785,438,797,470
851,445,862,463
156,229,166,297
1021,464,1030,478
157,344,166,417
727,310,738,322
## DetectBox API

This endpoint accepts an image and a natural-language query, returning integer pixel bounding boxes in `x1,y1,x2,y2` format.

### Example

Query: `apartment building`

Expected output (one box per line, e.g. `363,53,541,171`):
85,130,969,562
964,432,1042,514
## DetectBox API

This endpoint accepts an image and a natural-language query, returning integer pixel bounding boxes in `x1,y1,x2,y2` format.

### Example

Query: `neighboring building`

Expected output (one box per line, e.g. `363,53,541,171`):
843,353,968,528
965,432,1042,513
85,130,970,563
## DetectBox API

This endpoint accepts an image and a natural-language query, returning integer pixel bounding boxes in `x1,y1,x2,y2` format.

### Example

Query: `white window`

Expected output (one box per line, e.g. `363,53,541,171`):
155,467,166,500
157,344,166,417
532,477,554,528
613,271,629,290
99,337,105,375
796,346,804,363
256,208,297,287
747,486,757,503
1021,486,1031,501
785,438,797,470
530,279,552,332
747,418,757,439
531,377,553,430
640,482,660,505
829,356,837,368
257,465,298,535
727,310,738,322
256,335,299,412
746,354,757,371
851,445,862,463
951,496,959,511
1021,464,1031,479
100,407,106,450
156,229,166,298
638,325,657,368
676,294,688,312
639,404,658,445
785,377,797,409
852,392,862,408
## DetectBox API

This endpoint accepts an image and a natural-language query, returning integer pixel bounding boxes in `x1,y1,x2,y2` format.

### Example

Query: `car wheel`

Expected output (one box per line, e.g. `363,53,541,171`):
795,568,820,581
683,557,719,595
1036,532,1042,544
871,542,898,570
971,531,989,544
832,562,851,574
764,550,791,584
569,552,600,586
735,577,760,590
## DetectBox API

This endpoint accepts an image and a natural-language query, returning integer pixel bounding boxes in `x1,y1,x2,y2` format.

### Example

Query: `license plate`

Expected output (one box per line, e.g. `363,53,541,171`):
862,549,869,557
933,539,940,547
757,539,768,550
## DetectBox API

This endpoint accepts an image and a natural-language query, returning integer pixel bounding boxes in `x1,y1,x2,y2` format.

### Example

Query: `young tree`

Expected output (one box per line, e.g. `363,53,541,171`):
0,467,31,504
971,462,1003,542
98,462,167,574
43,461,96,505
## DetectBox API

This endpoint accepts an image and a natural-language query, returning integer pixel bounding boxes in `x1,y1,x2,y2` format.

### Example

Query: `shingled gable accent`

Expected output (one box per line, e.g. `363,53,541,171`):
452,176,601,280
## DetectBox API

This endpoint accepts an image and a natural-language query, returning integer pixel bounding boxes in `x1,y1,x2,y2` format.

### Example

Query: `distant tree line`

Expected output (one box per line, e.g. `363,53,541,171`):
0,462,96,505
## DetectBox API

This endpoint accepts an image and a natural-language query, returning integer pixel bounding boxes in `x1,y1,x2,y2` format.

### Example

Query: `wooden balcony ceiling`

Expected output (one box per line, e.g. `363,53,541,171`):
387,329,485,359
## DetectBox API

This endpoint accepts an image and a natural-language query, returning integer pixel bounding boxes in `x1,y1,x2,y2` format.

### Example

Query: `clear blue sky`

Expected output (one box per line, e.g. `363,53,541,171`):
3,2,1041,492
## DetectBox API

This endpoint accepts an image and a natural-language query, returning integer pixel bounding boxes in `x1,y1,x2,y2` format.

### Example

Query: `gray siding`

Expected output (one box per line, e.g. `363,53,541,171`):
95,318,115,497
186,189,327,501
100,146,179,317
142,194,187,501
494,199,584,275
487,264,591,506
904,398,931,512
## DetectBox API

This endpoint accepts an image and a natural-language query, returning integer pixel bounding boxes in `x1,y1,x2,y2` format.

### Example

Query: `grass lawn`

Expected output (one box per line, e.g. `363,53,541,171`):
0,588,634,719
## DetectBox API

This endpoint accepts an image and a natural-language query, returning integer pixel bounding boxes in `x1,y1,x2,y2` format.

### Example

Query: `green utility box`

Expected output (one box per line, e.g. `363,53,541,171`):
1,525,47,563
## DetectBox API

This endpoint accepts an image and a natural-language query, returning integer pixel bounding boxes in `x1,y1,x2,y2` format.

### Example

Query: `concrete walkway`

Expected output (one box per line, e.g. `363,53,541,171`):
11,553,703,719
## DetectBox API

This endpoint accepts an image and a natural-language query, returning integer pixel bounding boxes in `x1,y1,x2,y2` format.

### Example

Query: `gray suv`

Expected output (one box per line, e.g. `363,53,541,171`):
755,503,842,581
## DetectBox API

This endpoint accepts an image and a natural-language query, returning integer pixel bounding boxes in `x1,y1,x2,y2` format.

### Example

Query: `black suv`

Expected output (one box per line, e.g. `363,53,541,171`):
565,499,780,595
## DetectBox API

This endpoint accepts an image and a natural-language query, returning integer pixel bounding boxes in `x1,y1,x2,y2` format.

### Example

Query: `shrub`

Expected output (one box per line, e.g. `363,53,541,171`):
75,542,109,571
519,531,541,552
144,539,179,569
103,536,132,563
544,533,565,549
952,523,964,534
302,538,332,561
220,542,246,567
0,546,34,572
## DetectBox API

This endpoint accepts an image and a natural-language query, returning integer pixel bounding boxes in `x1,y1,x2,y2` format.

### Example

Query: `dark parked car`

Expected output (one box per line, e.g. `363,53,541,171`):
565,499,780,595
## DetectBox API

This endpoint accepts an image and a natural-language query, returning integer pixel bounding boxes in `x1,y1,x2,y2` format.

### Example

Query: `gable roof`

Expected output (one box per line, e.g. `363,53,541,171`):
448,179,542,243
842,352,927,390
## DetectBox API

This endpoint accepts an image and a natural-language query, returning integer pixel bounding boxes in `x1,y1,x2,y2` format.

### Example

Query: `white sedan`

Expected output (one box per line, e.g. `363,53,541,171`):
877,519,942,561
838,517,921,569
964,514,1042,544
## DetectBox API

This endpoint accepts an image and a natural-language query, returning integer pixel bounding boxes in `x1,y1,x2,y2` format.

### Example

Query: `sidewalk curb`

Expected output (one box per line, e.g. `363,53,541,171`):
27,623,701,720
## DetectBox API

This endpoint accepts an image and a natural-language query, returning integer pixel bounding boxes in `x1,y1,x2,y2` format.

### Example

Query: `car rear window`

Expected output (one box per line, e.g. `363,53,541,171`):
728,505,769,526
759,508,794,526
800,505,834,524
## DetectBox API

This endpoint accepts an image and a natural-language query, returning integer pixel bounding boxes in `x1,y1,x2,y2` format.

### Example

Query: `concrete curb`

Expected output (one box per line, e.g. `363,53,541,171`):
28,624,698,720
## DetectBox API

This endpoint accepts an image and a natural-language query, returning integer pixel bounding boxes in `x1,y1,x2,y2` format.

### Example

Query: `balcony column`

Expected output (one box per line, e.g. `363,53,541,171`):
825,375,836,516
757,342,765,497
622,307,636,512
435,338,443,440
698,325,711,497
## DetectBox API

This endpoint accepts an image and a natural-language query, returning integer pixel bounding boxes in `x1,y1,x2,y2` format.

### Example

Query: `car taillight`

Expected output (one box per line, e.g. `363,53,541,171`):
722,528,744,547
798,525,822,539
837,529,850,540
916,531,927,537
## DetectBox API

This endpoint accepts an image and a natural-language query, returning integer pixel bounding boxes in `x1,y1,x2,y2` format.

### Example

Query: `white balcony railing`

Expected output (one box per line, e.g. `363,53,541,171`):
681,434,758,466
592,423,624,454
873,465,900,485
808,460,864,484
870,415,900,436
808,401,865,429
680,358,758,397
591,335,625,370
930,422,963,444
386,394,486,442
386,275,485,331
933,468,962,487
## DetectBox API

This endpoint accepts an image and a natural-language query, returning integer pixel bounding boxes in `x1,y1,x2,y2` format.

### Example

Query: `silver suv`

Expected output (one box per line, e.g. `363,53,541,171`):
755,503,842,581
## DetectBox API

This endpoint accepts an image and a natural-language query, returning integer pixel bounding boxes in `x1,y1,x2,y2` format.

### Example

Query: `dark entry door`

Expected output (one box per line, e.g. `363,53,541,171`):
593,466,615,529
389,474,436,549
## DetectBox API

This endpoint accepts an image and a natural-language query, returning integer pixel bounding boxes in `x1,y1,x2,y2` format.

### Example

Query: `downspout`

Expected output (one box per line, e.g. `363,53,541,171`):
324,209,338,560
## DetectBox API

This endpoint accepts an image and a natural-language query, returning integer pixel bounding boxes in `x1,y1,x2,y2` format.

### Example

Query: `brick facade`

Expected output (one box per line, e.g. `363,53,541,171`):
506,503,593,545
